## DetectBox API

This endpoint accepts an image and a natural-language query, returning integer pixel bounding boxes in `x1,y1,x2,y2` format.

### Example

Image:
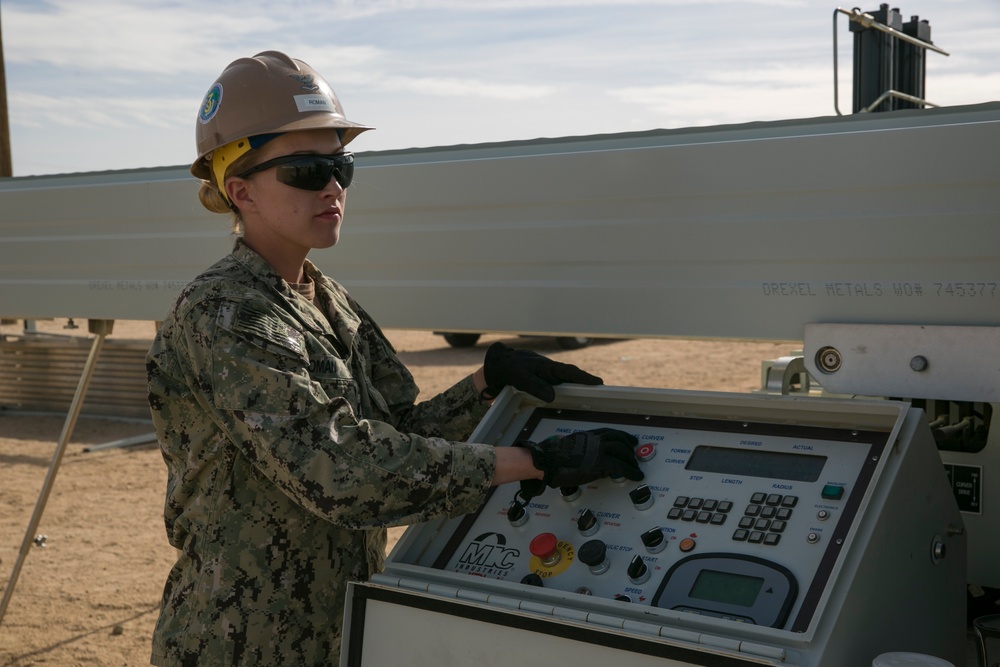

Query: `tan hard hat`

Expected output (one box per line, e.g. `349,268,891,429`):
191,50,372,181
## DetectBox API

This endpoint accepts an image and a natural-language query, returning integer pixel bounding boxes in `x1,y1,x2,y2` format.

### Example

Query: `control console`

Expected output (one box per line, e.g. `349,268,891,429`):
428,403,882,631
348,385,966,667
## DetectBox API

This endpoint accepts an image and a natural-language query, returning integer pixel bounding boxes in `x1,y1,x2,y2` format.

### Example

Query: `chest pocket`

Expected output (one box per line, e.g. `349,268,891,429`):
304,337,358,406
307,333,393,421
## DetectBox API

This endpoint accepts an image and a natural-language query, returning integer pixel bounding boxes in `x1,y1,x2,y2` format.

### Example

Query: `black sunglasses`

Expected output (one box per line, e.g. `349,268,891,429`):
236,152,355,191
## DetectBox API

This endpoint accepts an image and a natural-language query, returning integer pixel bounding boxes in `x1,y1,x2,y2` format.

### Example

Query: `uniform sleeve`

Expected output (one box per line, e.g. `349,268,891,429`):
173,297,495,529
352,304,491,441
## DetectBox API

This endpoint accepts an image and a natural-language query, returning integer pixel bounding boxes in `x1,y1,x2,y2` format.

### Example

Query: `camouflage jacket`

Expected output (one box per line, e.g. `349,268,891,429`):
147,239,495,666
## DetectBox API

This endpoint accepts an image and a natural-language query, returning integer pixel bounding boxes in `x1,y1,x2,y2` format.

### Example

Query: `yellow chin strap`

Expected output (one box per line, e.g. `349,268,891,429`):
211,138,253,203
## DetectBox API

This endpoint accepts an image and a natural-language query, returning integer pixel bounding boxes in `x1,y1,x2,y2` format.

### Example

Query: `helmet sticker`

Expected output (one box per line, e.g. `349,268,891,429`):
199,83,224,125
289,74,320,92
294,94,336,113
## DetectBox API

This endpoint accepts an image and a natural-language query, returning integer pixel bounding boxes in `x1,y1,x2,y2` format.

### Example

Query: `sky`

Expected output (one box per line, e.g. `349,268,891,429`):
2,0,998,177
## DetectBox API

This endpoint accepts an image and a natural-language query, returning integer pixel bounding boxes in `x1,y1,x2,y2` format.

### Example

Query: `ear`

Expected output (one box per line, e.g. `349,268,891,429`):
226,178,256,213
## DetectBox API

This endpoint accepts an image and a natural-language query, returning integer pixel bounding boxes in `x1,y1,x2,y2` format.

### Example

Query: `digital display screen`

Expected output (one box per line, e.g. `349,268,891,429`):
686,445,826,482
689,569,764,608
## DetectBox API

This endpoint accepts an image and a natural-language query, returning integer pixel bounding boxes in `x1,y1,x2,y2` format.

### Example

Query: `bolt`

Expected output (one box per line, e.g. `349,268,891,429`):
910,355,928,372
816,346,842,373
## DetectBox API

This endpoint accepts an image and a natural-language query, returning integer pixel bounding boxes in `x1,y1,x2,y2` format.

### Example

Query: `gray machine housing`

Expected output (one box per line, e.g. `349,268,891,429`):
343,385,965,666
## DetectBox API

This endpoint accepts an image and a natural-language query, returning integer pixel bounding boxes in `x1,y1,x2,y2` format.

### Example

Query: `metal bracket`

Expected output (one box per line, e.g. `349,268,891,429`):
803,323,1000,402
832,6,949,116
760,355,813,395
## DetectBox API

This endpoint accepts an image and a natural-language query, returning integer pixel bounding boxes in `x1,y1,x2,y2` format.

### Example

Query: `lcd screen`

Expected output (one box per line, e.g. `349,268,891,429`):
688,569,764,608
686,445,826,482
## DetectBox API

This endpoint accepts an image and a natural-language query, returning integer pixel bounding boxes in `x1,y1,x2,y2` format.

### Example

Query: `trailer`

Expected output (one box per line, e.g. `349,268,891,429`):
2,98,997,665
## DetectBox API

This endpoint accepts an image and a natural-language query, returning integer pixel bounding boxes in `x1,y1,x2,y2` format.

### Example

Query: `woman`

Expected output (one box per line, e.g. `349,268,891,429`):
147,51,641,666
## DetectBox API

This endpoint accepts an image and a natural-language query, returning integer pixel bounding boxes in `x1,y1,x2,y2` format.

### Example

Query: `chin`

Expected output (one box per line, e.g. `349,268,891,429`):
310,227,341,249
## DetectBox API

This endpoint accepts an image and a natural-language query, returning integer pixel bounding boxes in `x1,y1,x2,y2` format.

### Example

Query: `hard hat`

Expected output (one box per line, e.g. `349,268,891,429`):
191,50,372,181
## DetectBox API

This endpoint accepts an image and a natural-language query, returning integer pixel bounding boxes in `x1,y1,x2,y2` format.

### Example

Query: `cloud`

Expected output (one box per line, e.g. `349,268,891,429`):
3,0,997,176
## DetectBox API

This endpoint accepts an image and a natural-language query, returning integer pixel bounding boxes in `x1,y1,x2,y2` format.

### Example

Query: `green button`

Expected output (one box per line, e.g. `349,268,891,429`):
822,484,845,501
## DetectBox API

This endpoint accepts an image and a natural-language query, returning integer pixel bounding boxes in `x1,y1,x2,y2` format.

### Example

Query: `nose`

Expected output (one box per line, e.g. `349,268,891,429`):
321,174,345,197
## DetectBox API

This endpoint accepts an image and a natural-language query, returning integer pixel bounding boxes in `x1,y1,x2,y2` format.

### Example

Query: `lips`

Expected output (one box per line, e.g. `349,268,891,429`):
317,207,342,221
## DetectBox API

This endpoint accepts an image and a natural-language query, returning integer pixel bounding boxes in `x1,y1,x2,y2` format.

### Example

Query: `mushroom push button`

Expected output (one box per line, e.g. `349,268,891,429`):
530,533,561,567
528,533,575,578
578,539,610,575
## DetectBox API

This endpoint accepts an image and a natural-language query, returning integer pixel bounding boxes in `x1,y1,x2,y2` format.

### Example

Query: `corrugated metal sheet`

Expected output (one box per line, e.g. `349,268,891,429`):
0,334,150,419
1,102,998,341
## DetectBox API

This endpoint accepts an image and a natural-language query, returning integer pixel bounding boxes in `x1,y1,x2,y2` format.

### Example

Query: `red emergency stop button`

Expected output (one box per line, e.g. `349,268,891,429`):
530,532,561,566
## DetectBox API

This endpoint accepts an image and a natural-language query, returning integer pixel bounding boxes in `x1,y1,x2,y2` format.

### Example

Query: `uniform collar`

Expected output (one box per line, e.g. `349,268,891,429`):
230,238,362,350
230,237,292,296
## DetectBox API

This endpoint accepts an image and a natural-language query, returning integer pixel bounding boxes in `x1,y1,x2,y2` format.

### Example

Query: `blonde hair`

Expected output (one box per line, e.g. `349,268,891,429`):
196,149,259,233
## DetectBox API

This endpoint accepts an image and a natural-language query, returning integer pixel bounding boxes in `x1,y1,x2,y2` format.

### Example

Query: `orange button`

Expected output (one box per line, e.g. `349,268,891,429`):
679,538,696,553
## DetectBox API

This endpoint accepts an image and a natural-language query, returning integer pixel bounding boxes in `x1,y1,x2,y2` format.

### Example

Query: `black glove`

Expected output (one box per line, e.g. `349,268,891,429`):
482,342,602,402
516,428,643,499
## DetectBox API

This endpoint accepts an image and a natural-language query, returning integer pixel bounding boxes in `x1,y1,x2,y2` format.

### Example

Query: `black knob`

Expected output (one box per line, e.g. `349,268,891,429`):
629,484,653,510
627,554,650,584
640,527,665,552
578,539,607,567
507,500,528,526
577,508,598,535
520,573,544,587
560,486,581,501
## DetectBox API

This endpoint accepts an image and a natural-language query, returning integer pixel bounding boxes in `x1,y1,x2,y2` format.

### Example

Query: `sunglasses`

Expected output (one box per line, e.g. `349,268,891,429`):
236,152,355,191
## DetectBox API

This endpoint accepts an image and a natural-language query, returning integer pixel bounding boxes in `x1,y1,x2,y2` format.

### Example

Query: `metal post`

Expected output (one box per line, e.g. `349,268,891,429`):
0,319,114,628
0,2,13,177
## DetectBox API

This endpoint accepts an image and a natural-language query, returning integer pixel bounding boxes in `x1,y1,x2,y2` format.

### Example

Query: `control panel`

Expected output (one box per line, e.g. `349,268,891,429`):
428,406,881,631
348,386,966,667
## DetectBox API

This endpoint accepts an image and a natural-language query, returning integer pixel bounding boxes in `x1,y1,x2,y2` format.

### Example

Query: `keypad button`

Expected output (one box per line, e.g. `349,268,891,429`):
750,492,766,504
702,499,718,512
760,506,776,519
754,518,771,531
732,529,749,541
764,533,781,546
766,494,782,506
770,521,787,533
776,508,793,521
688,498,704,510
781,496,798,508
682,509,697,521
668,507,683,520
744,505,761,517
674,496,690,508
739,516,754,529
710,513,727,525
717,501,733,513
696,511,712,523
748,531,764,543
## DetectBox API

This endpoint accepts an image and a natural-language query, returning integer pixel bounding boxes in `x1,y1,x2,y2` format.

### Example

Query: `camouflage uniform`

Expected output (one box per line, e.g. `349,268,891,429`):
147,239,496,666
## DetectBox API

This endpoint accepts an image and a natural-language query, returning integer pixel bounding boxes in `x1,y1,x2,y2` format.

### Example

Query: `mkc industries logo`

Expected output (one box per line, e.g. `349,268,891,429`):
456,532,520,579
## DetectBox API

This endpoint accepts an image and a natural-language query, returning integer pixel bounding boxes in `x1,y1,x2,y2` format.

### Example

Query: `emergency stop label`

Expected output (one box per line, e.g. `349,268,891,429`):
945,464,982,514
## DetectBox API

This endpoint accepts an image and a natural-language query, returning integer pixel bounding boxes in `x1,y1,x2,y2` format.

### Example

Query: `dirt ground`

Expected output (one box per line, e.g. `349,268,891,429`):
0,319,794,666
